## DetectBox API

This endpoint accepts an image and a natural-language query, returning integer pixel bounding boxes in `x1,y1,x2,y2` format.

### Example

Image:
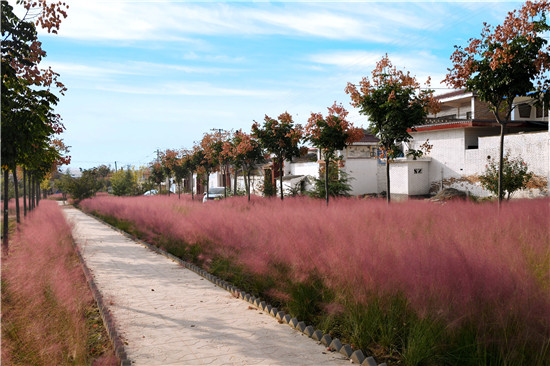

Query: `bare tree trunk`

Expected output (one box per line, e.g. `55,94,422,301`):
23,168,27,217
190,172,194,200
279,157,284,200
325,157,330,206
27,172,32,212
31,175,35,210
36,179,40,206
222,166,227,199
12,168,20,223
386,157,391,204
247,170,251,202
3,169,10,255
233,167,238,196
206,172,210,201
498,123,505,209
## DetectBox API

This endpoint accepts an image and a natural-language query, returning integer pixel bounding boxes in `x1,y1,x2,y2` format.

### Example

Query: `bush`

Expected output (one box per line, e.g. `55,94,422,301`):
308,163,352,198
479,153,533,200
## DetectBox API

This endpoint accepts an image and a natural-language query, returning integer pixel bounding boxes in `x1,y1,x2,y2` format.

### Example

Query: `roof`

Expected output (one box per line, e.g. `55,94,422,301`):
435,89,470,100
357,130,379,143
410,119,547,132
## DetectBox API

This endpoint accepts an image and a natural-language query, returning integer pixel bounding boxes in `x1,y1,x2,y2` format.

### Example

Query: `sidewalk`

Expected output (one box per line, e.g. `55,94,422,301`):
63,206,350,366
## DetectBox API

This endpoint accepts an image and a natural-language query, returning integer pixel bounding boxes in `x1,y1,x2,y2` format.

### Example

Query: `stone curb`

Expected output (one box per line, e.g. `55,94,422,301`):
70,236,130,366
79,208,386,366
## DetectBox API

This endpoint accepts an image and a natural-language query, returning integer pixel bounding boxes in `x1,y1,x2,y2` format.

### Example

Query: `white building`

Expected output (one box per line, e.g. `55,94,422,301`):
403,90,549,198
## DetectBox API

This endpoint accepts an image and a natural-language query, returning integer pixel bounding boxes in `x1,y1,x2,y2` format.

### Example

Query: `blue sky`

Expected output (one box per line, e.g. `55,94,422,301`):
30,0,523,170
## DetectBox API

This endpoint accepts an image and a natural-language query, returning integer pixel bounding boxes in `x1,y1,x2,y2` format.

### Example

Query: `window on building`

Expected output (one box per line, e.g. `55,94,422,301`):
518,104,532,118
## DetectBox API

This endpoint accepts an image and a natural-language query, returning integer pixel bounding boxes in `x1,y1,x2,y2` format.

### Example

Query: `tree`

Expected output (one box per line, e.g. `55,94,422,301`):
172,150,191,199
148,162,165,193
306,102,363,205
160,149,179,196
189,148,205,200
111,168,137,196
197,132,226,200
444,1,550,206
252,112,303,200
64,169,101,203
346,55,439,203
479,153,533,200
1,0,68,254
224,130,265,201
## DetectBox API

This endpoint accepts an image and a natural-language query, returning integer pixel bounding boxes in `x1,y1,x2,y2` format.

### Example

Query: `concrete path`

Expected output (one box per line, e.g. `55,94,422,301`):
63,206,349,366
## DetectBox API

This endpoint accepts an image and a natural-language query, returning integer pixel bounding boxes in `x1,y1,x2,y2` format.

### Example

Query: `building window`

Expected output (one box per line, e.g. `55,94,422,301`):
518,104,532,118
466,111,472,119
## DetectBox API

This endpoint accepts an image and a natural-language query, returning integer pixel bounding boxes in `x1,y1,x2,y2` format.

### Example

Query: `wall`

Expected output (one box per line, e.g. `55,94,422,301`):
410,128,466,193
341,158,379,195
464,131,549,197
390,159,431,195
411,129,548,198
290,161,319,177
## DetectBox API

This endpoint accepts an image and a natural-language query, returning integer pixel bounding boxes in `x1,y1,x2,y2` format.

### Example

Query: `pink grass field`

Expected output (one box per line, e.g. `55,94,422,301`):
1,200,118,365
81,195,550,352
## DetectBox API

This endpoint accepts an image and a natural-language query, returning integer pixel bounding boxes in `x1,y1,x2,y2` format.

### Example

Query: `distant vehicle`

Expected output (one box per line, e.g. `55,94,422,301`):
203,187,225,203
143,189,158,196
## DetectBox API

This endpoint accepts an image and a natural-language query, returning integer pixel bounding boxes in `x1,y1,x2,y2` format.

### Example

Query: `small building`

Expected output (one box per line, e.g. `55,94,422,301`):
403,89,549,198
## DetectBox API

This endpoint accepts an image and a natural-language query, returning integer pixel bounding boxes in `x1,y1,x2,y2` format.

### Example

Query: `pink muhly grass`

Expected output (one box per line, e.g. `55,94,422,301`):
80,195,550,351
1,200,94,365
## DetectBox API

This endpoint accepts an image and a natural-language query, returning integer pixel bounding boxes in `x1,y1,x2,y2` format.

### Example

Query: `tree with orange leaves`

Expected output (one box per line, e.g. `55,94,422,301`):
252,112,302,200
223,130,264,201
197,131,227,199
306,102,363,205
346,55,439,203
160,149,179,195
445,1,550,206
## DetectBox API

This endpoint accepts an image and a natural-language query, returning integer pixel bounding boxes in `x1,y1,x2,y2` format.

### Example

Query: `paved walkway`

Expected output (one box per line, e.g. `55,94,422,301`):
63,206,349,366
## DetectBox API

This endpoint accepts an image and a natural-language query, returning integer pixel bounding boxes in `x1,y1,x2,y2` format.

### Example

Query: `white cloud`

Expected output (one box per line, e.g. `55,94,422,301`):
43,1,449,43
95,81,288,98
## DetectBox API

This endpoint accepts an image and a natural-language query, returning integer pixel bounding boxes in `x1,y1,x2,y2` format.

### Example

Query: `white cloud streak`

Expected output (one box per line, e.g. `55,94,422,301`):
48,1,453,43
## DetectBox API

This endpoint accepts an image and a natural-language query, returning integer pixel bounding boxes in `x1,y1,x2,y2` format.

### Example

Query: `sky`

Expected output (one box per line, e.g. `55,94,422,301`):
24,0,524,170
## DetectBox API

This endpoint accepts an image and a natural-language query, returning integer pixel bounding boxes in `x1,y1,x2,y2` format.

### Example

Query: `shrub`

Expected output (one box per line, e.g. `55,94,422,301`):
308,163,352,198
479,153,533,199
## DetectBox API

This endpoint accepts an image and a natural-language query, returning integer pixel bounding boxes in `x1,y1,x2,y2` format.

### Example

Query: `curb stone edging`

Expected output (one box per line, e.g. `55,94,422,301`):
79,208,386,366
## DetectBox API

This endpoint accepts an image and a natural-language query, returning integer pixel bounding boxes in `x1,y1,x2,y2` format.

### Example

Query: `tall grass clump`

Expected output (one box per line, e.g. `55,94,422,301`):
80,195,550,365
1,200,118,365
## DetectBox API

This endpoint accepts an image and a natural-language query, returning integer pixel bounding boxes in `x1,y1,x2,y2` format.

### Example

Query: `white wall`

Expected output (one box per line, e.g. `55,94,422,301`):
341,158,379,195
410,129,466,194
290,161,319,177
411,129,549,198
390,159,431,195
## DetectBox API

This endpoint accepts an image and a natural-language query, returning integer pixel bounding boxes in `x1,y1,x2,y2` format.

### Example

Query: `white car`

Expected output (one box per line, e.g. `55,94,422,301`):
143,189,158,196
203,187,225,203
